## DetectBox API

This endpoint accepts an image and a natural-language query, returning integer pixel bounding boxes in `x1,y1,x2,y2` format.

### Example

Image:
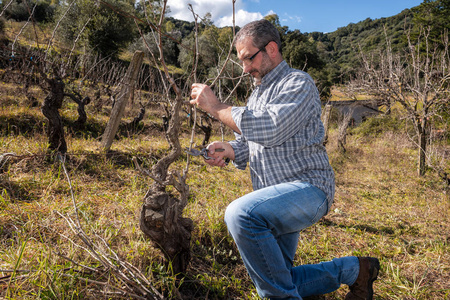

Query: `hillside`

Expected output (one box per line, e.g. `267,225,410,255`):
307,8,415,82
0,1,444,99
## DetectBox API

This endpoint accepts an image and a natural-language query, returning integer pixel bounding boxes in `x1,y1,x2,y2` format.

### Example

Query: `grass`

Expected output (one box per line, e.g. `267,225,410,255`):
329,86,374,101
0,85,449,299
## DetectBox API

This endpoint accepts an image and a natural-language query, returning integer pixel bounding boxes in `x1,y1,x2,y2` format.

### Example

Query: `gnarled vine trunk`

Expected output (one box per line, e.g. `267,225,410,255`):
41,76,67,153
140,185,193,275
140,92,193,275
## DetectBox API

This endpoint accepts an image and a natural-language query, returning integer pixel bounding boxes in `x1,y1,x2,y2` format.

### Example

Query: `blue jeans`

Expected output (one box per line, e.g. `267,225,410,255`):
224,181,359,299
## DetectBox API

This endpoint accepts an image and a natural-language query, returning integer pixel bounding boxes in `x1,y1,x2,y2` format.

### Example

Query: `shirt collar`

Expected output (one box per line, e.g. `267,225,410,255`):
260,60,289,87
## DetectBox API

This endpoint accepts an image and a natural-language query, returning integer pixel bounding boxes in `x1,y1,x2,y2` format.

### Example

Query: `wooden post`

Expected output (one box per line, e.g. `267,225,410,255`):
101,51,144,150
321,103,332,145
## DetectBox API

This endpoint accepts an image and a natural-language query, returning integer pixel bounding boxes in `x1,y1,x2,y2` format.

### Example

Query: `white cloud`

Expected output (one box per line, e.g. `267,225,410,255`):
286,13,302,24
166,0,268,28
216,9,264,27
167,0,233,24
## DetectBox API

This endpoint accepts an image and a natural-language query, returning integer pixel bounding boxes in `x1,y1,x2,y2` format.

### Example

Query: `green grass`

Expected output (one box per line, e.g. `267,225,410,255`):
0,88,449,299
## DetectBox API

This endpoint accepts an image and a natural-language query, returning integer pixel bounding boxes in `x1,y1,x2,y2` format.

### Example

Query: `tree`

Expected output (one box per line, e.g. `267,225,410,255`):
2,0,57,23
135,0,166,24
352,27,449,176
56,0,137,58
283,29,325,71
264,13,288,38
412,0,450,44
138,1,241,276
87,1,137,57
129,29,181,67
178,28,219,80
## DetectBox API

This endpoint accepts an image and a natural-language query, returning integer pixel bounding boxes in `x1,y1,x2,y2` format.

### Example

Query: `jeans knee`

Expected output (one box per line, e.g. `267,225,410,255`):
224,202,237,226
224,200,247,236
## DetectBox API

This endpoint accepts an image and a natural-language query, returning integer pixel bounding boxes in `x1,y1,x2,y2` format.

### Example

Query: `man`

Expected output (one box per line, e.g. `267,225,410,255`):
190,19,380,300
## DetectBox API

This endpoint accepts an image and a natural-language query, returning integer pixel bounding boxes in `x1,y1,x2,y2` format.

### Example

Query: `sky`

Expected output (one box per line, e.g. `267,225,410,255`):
166,0,425,33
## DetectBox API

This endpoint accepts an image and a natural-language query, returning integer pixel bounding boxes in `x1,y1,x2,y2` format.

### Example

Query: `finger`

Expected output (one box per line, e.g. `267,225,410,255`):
218,159,226,168
215,157,224,165
206,159,217,167
207,142,221,151
206,144,214,154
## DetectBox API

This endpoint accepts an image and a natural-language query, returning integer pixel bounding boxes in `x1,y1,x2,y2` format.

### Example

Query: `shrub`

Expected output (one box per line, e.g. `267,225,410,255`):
351,113,404,137
3,0,55,23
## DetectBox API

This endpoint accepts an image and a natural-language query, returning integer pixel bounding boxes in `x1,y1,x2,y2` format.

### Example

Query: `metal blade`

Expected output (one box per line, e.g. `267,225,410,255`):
185,148,202,156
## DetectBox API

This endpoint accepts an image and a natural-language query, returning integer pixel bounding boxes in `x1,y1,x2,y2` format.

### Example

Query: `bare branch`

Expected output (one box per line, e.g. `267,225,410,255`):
0,0,14,17
45,0,77,63
56,158,164,300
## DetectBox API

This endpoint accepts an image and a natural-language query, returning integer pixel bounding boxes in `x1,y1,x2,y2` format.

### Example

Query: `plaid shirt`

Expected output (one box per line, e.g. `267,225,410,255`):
229,61,335,210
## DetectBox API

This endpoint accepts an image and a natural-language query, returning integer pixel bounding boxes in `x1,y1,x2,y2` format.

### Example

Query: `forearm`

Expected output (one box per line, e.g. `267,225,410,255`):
210,103,241,134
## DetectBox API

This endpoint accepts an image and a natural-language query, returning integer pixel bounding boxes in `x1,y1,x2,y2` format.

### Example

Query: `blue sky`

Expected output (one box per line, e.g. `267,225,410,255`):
167,0,424,33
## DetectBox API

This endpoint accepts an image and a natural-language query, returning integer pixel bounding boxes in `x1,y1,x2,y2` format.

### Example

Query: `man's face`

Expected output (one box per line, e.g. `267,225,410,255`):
236,38,273,83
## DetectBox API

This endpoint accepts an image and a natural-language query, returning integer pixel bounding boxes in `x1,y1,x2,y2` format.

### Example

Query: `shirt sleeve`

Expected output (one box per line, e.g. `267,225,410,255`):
231,74,320,148
228,131,249,170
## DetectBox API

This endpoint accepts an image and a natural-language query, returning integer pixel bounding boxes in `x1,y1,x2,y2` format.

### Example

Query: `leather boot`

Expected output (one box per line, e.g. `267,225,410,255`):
345,257,380,300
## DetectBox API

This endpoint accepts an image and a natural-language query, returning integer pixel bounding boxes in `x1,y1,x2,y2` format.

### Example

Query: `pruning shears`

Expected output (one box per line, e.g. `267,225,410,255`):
185,147,225,160
185,147,231,166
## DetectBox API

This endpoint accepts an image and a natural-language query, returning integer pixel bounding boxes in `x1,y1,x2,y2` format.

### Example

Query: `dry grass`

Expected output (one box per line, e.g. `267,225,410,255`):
329,86,373,101
321,128,450,299
0,86,449,299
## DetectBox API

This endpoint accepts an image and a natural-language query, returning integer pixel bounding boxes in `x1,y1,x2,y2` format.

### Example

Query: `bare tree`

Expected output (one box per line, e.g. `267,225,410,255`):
352,26,450,175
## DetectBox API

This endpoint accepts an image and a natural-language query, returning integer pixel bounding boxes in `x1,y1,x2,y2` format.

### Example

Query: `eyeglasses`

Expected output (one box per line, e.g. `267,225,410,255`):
240,42,270,66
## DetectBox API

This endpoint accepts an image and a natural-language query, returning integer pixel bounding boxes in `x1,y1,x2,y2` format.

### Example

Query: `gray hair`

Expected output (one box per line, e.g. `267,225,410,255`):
234,19,282,53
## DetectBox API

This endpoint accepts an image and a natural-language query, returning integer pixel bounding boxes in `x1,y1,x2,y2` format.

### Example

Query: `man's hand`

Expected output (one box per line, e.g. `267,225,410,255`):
189,83,242,134
205,141,235,168
190,83,220,114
